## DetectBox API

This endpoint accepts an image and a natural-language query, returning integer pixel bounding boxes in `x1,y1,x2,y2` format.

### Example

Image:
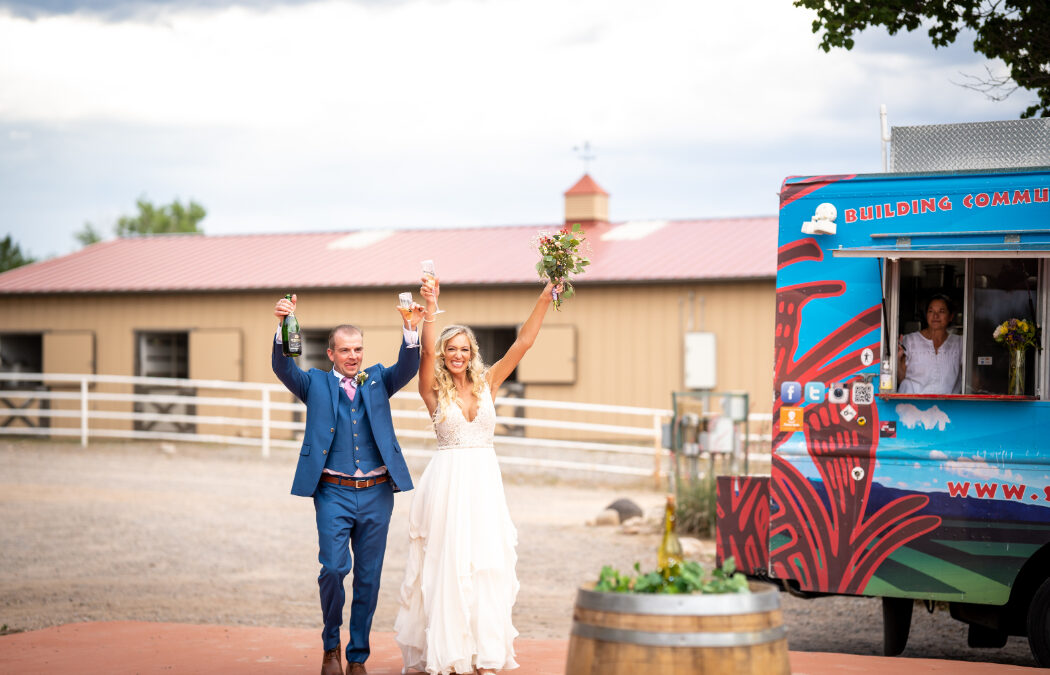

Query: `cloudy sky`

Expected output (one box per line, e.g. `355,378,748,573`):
0,0,1033,260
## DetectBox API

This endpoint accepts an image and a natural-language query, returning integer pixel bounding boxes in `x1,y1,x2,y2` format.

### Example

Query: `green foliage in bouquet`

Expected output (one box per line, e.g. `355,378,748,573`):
594,557,749,595
534,223,590,310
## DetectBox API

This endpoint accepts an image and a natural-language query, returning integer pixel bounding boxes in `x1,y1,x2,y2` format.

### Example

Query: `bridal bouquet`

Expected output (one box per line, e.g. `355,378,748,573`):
993,318,1038,350
533,223,590,310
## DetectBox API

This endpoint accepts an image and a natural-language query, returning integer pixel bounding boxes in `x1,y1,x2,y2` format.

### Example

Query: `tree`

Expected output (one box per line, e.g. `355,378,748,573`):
0,235,35,273
72,198,207,248
794,1,1050,118
75,222,104,247
114,197,206,237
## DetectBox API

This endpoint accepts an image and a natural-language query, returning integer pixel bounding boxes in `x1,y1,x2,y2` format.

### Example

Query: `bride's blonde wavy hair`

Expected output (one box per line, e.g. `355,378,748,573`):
432,325,487,421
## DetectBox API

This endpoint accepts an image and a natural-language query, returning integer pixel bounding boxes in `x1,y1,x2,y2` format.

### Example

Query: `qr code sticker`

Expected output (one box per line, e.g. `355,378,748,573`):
852,382,874,406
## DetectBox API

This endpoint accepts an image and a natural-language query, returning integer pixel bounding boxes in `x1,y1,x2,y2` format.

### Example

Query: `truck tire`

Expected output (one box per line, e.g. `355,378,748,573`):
882,596,913,656
1028,577,1050,666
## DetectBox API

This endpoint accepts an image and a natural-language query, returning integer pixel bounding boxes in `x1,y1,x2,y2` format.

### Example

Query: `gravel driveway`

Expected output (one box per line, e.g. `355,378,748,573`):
0,439,1039,667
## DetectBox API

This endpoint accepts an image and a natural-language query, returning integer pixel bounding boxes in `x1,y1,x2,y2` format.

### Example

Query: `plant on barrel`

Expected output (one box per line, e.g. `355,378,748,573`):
595,557,749,595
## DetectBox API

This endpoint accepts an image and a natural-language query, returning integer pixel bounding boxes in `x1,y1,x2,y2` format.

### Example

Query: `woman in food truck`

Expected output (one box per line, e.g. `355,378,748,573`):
897,294,962,394
892,257,1040,397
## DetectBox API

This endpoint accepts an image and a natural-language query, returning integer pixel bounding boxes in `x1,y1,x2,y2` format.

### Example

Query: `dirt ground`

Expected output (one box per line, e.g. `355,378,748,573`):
0,439,1039,667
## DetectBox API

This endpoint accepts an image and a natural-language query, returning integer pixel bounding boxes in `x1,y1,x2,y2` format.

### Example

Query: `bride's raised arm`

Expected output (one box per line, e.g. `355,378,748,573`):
418,276,441,416
486,281,560,395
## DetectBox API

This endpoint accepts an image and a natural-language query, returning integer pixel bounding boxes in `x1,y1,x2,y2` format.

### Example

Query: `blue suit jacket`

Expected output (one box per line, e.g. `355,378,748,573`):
271,337,419,497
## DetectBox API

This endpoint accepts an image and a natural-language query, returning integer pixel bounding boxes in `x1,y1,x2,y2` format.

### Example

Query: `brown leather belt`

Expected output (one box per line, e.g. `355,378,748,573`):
320,473,389,489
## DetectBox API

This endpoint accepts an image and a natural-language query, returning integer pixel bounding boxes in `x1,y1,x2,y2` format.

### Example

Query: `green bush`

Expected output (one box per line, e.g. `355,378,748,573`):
675,473,717,538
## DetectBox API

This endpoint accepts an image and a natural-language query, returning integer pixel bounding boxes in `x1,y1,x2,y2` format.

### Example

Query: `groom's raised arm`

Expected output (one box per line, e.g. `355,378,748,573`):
271,293,309,401
381,301,424,394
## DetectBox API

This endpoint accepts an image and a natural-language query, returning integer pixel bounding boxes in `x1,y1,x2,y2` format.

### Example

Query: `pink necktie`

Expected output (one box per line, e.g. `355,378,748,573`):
340,377,357,401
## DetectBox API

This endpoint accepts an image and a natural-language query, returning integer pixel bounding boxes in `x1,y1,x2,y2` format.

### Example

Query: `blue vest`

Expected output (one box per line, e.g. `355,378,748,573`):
326,385,383,475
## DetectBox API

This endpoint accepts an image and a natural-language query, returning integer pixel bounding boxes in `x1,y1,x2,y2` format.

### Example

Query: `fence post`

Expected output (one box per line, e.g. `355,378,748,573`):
261,388,271,458
80,376,89,448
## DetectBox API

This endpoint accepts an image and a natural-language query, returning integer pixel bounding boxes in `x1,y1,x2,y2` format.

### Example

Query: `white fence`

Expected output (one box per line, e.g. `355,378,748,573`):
0,373,773,479
0,372,682,478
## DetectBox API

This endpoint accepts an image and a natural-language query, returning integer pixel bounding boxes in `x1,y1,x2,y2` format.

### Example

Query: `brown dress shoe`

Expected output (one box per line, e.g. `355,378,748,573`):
346,662,367,675
321,645,342,675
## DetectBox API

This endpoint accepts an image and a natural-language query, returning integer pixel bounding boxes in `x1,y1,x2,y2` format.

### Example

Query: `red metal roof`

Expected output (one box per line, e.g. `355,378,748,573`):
564,174,609,196
0,217,776,294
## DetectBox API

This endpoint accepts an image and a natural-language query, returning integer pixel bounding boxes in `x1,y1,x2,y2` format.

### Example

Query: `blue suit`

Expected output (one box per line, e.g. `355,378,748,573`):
272,336,419,663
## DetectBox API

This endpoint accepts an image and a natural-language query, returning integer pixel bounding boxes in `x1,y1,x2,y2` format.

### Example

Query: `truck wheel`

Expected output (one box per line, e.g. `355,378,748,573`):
1028,577,1050,666
882,596,913,656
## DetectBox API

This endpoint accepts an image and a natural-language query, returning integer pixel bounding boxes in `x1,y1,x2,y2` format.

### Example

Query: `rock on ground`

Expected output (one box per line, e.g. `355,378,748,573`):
603,498,643,523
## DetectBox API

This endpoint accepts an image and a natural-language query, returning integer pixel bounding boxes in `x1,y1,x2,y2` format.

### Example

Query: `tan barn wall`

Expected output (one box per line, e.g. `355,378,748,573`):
0,280,775,437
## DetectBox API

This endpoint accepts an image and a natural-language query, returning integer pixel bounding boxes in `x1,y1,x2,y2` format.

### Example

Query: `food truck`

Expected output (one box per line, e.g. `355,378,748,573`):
715,126,1050,664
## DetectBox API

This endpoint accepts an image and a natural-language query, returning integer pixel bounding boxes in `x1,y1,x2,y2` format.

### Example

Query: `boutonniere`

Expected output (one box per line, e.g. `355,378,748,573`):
355,372,368,387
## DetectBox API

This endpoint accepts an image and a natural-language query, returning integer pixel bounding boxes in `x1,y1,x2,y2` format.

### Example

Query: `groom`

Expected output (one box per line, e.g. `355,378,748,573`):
272,294,422,675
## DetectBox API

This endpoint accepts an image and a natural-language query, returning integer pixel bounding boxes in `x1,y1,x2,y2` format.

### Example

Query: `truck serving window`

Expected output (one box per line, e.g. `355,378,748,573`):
888,257,1044,398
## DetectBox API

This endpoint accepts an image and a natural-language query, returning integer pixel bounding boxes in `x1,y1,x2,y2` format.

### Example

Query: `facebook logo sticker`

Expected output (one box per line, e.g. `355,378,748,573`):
780,381,802,404
804,382,826,404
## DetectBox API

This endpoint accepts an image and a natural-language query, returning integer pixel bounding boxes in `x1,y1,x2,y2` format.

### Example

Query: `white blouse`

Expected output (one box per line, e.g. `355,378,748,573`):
898,331,962,395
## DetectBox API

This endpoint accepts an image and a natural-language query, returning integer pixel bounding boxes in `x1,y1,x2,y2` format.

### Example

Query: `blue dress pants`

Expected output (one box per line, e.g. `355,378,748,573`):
313,479,394,663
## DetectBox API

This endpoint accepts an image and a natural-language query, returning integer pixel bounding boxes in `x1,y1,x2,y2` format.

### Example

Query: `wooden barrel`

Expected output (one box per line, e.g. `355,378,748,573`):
565,582,790,675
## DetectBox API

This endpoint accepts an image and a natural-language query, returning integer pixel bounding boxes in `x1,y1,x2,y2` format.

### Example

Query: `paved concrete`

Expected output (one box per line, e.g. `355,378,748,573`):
0,622,1042,674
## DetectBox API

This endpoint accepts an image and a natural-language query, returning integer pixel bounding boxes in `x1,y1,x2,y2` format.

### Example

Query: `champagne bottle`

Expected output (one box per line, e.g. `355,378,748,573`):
657,493,683,579
281,293,302,357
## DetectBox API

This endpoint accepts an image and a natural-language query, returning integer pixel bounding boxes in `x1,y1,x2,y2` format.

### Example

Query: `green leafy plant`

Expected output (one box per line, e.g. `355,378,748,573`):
675,473,718,538
595,557,749,595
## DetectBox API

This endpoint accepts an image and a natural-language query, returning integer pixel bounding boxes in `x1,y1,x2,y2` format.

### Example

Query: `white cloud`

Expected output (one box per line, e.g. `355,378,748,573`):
0,0,1025,257
896,403,951,431
0,0,974,145
942,454,1012,481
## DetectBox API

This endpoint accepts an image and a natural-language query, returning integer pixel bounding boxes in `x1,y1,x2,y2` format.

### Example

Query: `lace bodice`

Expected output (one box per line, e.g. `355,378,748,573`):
433,387,496,450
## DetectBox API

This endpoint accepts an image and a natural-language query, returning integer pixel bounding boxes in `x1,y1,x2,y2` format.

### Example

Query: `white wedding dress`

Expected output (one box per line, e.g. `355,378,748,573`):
394,385,520,675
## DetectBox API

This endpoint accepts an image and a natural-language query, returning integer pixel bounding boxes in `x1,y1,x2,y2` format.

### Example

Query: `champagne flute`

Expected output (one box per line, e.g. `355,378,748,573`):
397,292,420,348
421,259,445,314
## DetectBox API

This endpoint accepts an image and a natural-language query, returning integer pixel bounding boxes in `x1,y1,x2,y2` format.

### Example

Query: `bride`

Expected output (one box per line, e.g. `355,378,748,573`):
395,277,561,675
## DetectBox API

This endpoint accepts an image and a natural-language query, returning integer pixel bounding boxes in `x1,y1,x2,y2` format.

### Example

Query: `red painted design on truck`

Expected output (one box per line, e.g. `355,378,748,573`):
769,241,942,594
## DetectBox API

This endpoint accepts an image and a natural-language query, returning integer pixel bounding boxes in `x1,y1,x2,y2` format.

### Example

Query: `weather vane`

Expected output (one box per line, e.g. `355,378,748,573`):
573,141,596,173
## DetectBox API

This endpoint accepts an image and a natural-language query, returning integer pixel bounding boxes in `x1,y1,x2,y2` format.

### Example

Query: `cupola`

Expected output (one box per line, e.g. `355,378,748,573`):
563,174,609,232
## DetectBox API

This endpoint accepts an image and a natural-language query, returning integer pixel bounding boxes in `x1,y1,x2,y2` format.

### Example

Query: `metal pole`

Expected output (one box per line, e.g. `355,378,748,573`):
880,103,892,172
652,413,663,490
80,377,88,447
261,388,271,459
742,392,750,475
